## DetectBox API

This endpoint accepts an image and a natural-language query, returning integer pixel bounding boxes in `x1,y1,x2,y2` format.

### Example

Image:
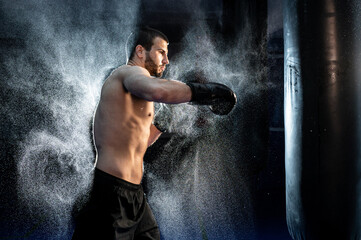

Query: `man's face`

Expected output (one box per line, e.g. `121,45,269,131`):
144,37,169,77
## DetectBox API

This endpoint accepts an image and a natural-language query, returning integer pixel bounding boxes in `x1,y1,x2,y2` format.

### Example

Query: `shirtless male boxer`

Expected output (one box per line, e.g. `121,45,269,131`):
72,27,236,240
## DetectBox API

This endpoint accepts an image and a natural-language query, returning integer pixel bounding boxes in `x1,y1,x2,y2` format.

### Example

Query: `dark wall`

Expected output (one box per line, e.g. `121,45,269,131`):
0,0,288,239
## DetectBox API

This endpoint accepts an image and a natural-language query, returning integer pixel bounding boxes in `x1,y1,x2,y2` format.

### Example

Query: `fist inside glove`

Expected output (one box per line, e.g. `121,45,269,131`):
186,82,237,115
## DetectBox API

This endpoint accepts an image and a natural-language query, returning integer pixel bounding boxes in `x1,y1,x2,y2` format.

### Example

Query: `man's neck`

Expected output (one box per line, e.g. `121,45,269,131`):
127,59,143,68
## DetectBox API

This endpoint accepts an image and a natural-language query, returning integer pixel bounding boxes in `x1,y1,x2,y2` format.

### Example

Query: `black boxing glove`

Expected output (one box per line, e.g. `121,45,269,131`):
186,82,237,115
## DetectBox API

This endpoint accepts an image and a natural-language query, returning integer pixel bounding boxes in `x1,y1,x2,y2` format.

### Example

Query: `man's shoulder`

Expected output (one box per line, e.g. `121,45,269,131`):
114,65,149,76
101,65,147,92
104,65,136,83
101,66,129,90
110,65,151,88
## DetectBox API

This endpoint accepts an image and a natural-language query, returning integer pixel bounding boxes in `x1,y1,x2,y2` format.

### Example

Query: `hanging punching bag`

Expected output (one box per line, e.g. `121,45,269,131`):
284,0,361,239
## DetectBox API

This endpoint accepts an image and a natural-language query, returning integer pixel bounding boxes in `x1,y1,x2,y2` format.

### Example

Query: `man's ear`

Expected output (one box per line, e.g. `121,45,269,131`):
135,45,145,59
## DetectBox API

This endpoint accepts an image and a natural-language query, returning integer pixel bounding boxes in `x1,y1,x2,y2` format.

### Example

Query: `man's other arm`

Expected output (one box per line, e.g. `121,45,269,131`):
147,124,162,147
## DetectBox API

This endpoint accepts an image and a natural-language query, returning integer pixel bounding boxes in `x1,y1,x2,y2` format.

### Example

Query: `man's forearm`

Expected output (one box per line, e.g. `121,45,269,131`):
154,79,192,104
147,124,162,147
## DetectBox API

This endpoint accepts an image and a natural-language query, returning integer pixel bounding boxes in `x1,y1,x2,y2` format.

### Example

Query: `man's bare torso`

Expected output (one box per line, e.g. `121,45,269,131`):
93,65,154,184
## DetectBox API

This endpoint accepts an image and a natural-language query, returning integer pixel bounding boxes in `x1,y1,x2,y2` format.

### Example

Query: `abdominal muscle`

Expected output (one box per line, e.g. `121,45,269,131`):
95,143,147,185
93,72,153,184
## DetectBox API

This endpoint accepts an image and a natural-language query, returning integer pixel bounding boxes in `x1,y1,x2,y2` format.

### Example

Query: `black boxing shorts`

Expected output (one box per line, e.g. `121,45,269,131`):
72,168,160,240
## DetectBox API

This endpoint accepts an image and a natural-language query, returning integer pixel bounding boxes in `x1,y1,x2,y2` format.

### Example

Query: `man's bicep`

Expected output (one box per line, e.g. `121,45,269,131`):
122,66,145,85
122,67,156,99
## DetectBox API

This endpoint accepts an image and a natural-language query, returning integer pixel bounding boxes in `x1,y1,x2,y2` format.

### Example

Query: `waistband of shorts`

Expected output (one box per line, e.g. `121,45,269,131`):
94,168,142,191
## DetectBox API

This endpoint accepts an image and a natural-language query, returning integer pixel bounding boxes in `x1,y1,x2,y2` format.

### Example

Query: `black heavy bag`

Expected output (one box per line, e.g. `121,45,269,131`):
284,0,361,239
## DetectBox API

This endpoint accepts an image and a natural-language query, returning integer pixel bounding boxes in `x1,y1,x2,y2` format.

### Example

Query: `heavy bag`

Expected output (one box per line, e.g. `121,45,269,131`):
284,0,361,239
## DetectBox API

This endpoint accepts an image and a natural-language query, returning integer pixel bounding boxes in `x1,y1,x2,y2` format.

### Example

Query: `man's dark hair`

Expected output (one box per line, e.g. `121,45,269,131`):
129,26,169,60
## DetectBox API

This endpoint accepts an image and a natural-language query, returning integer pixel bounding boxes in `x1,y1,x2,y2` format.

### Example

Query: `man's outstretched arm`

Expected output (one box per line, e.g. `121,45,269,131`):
122,66,237,115
122,66,192,104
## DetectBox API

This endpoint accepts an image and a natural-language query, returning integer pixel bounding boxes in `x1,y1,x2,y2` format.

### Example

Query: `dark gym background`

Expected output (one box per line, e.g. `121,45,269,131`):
0,0,288,239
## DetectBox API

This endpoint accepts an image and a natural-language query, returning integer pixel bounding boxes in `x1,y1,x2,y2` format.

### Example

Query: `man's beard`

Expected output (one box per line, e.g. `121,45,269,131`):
144,52,164,78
